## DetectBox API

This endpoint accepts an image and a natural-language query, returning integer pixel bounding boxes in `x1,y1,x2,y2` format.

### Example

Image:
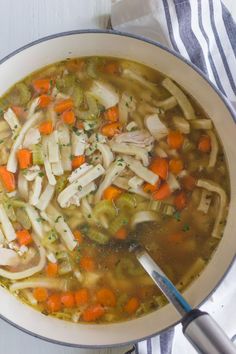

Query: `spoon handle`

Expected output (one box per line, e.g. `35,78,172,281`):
135,246,236,354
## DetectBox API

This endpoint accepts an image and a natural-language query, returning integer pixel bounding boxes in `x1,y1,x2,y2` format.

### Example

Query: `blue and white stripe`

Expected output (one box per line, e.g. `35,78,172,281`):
111,0,235,352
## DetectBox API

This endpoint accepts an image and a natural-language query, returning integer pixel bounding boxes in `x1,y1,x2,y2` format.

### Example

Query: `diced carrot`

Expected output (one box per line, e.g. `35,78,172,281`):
198,135,211,153
38,95,52,108
45,262,58,277
54,99,73,113
38,121,53,135
11,106,26,118
182,175,196,191
17,149,32,169
152,182,171,200
114,227,128,240
149,157,168,180
167,131,184,150
80,256,95,272
174,191,187,210
103,62,119,75
75,288,89,306
73,230,83,244
72,155,85,169
143,181,160,193
169,158,184,175
66,59,85,73
47,293,62,312
33,79,51,93
96,288,116,307
104,106,119,122
167,231,186,244
61,292,75,308
16,229,32,246
0,166,15,192
62,110,76,125
33,287,48,302
103,185,122,200
82,304,105,322
77,121,84,130
101,122,121,137
124,297,140,314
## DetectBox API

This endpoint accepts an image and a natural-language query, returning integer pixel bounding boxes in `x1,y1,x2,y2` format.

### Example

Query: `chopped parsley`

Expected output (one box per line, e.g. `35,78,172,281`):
38,172,45,177
173,211,181,221
182,223,190,232
55,215,62,223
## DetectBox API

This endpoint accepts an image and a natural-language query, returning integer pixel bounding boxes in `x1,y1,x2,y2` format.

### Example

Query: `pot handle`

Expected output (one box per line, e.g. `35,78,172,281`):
182,309,236,354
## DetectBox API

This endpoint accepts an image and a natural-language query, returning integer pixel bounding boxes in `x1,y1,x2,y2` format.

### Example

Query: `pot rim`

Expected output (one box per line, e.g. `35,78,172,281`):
0,29,235,349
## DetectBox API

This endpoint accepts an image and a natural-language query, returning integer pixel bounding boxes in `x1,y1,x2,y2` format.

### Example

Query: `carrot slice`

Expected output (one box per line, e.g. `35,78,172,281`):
198,135,211,152
66,60,85,73
38,121,53,135
152,182,171,200
169,158,184,175
149,157,168,180
33,79,51,93
174,191,187,210
39,95,52,108
103,185,122,200
103,62,119,75
62,110,76,125
54,99,73,113
96,288,116,307
124,297,140,314
71,155,85,169
80,256,95,272
33,287,48,302
167,131,184,149
73,230,83,244
45,262,58,277
114,227,128,240
61,292,75,308
17,149,32,169
82,304,105,322
16,229,32,246
47,293,62,312
104,106,119,122
0,166,15,192
182,175,196,191
143,181,160,193
101,122,121,137
75,288,89,306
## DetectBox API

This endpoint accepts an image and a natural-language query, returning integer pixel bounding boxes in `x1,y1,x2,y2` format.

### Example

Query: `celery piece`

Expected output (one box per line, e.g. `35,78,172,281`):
87,227,109,245
32,144,44,165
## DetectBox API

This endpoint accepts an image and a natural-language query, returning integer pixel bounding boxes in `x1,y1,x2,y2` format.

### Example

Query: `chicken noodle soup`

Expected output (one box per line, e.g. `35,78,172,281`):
0,57,229,323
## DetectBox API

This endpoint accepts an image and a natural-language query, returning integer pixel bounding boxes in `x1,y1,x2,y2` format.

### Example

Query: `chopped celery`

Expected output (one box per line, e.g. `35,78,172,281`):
55,251,69,261
87,227,110,245
3,201,16,222
108,213,129,235
116,193,137,211
58,261,72,275
15,208,31,230
55,175,68,194
32,144,44,165
93,200,116,221
72,85,83,108
78,93,100,121
86,57,99,79
15,83,31,105
56,74,76,93
10,199,27,208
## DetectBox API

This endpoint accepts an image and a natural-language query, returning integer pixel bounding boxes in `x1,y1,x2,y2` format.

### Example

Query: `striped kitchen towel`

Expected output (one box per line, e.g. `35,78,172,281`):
110,1,236,353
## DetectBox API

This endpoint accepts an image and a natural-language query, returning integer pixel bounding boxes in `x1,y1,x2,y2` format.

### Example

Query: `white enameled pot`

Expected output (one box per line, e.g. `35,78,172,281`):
0,30,235,348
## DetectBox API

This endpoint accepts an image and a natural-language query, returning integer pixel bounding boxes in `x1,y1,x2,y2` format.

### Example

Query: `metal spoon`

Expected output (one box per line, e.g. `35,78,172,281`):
130,243,236,354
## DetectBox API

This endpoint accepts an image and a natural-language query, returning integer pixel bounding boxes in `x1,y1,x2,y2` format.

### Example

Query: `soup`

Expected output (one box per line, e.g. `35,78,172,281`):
0,57,229,323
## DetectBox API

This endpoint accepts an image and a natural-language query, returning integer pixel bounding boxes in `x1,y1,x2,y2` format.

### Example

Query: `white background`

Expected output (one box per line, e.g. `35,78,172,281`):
0,1,235,354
